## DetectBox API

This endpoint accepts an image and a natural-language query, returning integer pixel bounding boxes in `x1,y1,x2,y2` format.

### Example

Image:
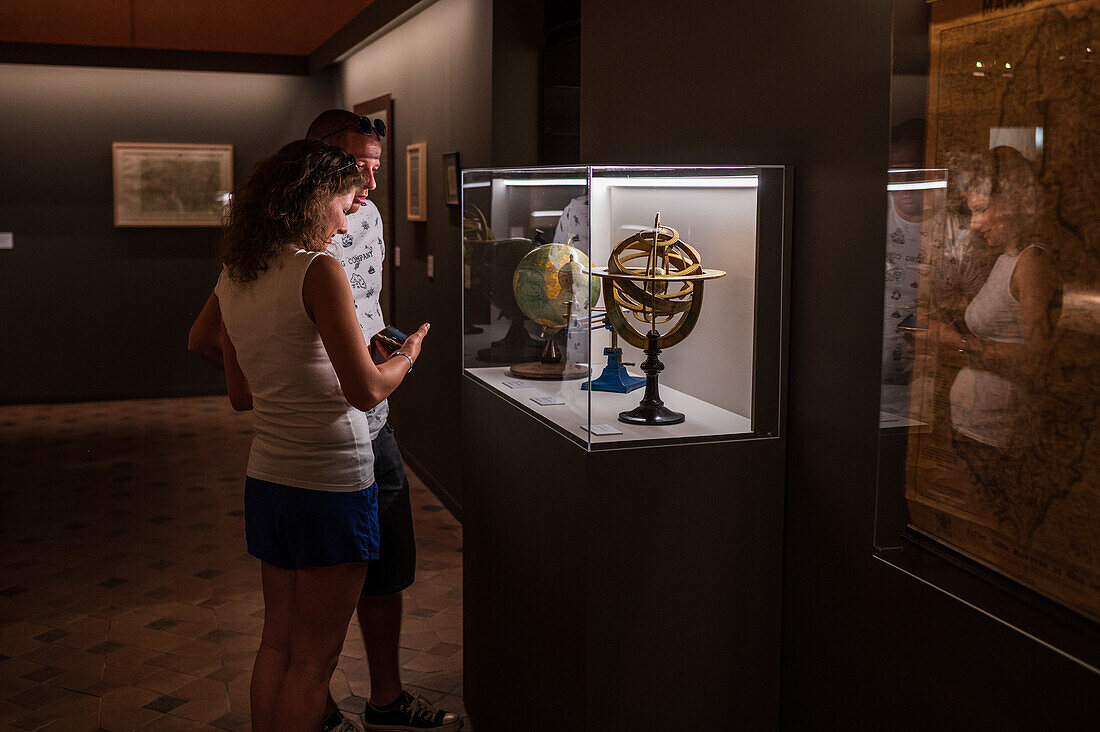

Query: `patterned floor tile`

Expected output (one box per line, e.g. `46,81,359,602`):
143,694,187,713
0,396,466,728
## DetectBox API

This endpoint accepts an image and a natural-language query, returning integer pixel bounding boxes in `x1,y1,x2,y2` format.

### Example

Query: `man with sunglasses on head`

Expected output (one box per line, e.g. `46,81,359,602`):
188,110,461,732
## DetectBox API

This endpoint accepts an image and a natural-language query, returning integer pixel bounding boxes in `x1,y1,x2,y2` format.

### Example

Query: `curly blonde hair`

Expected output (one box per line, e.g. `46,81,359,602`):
220,139,361,283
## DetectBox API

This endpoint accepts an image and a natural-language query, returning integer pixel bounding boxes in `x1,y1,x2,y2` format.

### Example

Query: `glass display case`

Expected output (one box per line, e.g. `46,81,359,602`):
873,0,1100,673
461,165,791,450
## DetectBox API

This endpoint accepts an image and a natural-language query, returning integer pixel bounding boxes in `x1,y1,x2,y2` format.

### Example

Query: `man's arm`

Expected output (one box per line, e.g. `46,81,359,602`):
188,292,225,370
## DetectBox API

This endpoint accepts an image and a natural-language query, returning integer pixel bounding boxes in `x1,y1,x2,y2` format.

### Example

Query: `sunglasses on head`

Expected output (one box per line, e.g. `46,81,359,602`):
319,115,387,141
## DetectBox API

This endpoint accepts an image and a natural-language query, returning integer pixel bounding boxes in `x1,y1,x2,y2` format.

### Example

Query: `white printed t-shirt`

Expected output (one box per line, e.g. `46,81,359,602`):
328,200,389,438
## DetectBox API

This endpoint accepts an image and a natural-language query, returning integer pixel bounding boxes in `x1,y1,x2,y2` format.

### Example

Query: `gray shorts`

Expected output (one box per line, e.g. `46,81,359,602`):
364,423,416,595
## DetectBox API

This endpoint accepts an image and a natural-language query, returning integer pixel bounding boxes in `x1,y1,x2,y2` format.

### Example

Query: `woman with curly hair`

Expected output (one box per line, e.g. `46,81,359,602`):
214,138,430,730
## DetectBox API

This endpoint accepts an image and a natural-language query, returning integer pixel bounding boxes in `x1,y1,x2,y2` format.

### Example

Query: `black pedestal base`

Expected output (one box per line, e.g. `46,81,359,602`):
617,330,684,426
618,403,685,425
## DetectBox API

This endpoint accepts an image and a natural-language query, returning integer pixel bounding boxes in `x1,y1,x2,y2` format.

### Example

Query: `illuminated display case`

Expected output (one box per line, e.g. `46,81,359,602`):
461,165,791,450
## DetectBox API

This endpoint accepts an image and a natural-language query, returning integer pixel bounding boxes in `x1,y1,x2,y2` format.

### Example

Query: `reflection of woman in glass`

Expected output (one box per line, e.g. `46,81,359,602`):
946,147,1064,540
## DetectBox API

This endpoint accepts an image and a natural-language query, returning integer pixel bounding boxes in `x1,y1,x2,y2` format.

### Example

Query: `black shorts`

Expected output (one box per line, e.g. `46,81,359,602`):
364,423,416,595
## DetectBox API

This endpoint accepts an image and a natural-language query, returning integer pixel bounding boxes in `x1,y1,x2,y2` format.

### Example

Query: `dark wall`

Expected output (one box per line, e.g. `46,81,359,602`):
491,0,544,167
581,0,1099,727
0,63,337,404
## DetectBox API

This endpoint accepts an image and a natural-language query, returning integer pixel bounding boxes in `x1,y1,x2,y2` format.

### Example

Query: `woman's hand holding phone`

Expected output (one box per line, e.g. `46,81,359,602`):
395,323,430,365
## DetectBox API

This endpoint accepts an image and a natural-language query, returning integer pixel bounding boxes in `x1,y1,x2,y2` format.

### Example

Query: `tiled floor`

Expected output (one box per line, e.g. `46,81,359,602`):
0,396,466,731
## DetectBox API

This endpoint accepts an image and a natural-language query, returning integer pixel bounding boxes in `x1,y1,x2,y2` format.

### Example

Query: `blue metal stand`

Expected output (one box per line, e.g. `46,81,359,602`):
582,347,646,393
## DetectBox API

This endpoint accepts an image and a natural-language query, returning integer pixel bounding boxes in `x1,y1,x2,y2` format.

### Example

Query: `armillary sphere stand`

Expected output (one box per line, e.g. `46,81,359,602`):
619,329,683,424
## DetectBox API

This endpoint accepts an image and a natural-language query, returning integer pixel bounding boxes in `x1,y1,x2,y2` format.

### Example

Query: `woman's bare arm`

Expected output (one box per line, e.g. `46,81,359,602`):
302,254,429,411
219,320,253,411
188,292,226,370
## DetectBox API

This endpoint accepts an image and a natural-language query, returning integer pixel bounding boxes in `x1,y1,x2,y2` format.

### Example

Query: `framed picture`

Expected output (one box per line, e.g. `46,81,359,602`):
443,152,461,205
112,143,233,227
406,142,427,221
354,94,396,323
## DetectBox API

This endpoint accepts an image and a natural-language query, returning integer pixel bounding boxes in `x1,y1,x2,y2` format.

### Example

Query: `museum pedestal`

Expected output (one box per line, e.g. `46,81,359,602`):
461,377,786,730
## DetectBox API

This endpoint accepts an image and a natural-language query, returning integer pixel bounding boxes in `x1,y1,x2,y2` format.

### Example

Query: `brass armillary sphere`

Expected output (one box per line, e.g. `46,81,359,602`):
594,215,726,349
589,213,726,425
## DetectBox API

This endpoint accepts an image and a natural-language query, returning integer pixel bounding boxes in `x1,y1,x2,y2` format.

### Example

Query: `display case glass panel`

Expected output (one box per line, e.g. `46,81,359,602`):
462,165,790,451
874,0,1100,672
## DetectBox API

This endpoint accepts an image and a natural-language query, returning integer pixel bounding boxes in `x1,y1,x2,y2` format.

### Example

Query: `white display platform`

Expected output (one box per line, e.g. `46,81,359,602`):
466,366,753,448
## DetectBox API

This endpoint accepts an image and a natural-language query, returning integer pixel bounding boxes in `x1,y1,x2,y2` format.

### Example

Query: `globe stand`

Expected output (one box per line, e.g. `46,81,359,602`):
509,324,589,381
618,331,684,425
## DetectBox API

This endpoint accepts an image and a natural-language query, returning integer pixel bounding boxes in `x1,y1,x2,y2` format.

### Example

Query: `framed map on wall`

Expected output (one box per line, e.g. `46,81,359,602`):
112,143,232,227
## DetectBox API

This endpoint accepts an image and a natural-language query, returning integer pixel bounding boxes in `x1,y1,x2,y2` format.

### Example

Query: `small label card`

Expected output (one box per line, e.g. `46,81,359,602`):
501,378,533,389
583,423,623,435
530,395,565,406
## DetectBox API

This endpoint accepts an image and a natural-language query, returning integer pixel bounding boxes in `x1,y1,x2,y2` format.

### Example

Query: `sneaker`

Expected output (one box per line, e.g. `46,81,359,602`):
322,710,363,732
362,690,463,731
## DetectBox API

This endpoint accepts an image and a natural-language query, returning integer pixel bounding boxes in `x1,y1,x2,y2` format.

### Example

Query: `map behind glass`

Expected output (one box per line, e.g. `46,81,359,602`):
905,0,1100,623
113,143,232,227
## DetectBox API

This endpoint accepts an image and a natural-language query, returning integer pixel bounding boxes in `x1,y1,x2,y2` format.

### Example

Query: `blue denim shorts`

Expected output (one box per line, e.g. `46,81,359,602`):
244,477,379,570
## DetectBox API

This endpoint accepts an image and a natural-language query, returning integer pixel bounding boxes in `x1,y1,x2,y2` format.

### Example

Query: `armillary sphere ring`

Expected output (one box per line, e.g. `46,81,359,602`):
588,224,725,350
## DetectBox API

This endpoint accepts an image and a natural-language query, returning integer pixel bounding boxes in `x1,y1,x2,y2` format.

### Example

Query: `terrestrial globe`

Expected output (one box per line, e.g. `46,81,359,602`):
512,243,601,333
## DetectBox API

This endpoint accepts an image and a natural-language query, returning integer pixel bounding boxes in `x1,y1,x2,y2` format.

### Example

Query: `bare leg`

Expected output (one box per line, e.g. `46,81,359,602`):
251,562,294,732
274,562,369,731
358,592,404,706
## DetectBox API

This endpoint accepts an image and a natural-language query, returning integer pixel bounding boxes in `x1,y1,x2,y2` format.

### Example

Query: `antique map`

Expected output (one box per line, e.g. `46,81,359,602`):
112,143,232,226
906,0,1100,622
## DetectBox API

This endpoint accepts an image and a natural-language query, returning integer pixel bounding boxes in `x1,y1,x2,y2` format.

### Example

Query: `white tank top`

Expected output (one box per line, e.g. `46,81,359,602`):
215,249,375,491
949,245,1045,448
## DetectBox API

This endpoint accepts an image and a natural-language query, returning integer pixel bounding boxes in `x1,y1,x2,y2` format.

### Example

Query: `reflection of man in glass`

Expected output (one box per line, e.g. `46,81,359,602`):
881,119,928,416
945,146,1064,540
554,196,591,362
554,195,589,252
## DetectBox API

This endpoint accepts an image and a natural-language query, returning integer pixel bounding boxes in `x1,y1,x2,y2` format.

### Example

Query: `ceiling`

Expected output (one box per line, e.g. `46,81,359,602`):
0,0,377,57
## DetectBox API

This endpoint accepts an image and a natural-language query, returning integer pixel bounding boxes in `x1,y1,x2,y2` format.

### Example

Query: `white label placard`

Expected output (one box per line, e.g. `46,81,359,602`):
531,395,565,406
584,423,623,435
502,378,533,389
0,233,12,250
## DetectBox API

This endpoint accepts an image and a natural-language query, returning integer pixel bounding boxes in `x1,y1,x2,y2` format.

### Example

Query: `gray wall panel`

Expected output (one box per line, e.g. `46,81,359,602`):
0,63,338,403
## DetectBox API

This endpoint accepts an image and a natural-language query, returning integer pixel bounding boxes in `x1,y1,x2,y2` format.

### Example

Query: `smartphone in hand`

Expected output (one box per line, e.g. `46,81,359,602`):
371,325,409,362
